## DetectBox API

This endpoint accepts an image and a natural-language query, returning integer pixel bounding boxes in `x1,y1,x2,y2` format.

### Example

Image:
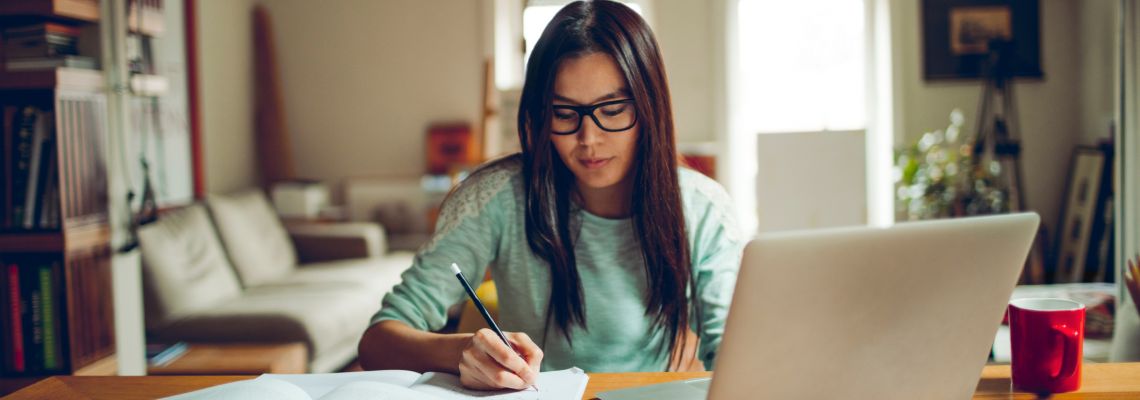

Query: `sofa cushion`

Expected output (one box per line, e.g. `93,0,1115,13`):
139,204,243,330
147,283,378,361
287,222,388,263
208,189,298,286
266,252,414,294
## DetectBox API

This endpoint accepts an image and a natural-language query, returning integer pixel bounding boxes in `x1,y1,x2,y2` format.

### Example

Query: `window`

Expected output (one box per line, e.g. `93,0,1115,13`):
522,1,645,69
736,0,866,134
727,0,887,236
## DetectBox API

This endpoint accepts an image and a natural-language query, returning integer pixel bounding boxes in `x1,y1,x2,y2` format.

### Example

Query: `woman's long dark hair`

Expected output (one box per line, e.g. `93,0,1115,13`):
517,0,696,370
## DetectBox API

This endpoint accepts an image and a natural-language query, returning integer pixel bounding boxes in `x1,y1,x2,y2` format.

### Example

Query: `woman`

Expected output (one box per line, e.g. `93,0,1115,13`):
358,0,742,390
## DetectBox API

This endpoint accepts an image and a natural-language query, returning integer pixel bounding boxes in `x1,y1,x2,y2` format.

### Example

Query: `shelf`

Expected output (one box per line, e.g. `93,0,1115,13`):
0,223,109,252
0,0,99,23
0,68,104,91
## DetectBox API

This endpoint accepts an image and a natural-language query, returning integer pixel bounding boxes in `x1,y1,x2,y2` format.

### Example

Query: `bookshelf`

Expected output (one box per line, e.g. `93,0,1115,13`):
0,0,100,23
0,0,116,388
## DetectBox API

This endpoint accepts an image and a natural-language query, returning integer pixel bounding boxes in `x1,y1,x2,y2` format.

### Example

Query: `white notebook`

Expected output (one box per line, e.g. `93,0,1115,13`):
163,367,588,400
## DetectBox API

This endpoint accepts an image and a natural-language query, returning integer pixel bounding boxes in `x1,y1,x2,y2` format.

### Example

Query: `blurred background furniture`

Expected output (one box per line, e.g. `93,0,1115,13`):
138,189,413,373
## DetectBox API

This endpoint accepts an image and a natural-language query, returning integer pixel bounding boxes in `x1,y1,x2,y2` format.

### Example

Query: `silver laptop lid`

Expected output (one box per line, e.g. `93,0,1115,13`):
709,213,1039,400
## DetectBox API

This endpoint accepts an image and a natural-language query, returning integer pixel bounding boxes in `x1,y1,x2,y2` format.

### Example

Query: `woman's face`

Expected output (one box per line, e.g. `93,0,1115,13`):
550,52,639,192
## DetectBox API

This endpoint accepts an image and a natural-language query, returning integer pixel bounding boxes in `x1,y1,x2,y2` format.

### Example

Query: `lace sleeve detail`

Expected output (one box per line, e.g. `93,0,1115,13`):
419,157,522,253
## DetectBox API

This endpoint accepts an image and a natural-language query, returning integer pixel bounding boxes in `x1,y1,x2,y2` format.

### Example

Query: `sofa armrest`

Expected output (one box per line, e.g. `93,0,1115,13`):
286,222,387,263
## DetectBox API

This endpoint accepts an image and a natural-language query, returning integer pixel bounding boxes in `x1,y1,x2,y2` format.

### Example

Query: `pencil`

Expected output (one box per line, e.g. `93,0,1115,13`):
450,263,539,392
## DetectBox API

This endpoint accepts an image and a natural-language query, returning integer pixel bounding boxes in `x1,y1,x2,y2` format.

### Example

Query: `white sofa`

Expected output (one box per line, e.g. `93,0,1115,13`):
138,189,414,373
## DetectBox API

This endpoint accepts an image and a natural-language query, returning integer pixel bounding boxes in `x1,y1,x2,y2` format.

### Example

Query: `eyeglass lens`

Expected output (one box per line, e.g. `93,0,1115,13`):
551,100,636,134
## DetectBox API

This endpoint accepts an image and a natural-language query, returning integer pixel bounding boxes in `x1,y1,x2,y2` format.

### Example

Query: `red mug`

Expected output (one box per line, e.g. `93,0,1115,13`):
1008,298,1085,393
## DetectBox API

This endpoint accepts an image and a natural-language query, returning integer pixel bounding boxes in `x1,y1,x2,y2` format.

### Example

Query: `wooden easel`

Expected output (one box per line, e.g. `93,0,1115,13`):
973,40,1047,284
973,40,1026,212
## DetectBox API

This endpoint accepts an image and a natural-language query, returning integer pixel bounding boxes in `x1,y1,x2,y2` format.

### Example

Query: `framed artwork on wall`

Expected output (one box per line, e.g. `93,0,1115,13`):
921,0,1043,80
1054,146,1112,283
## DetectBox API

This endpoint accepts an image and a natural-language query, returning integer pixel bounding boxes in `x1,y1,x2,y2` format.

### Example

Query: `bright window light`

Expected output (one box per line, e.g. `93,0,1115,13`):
523,2,643,68
737,0,866,134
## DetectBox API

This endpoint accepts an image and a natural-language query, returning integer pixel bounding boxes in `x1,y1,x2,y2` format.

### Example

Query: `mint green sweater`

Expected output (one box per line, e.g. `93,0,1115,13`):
371,156,744,372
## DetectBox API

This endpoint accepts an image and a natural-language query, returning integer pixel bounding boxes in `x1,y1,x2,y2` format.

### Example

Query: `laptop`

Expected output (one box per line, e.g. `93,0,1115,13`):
599,213,1040,400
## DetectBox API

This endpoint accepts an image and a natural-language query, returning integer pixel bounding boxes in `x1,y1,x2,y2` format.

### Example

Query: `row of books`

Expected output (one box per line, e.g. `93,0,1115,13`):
4,22,97,71
0,258,67,375
2,105,62,230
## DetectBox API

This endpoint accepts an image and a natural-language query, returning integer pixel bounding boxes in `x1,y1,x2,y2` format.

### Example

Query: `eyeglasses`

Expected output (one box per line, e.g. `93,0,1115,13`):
550,99,637,135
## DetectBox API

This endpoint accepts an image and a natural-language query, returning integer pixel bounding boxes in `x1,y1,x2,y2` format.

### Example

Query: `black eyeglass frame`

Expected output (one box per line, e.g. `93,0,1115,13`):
549,98,638,135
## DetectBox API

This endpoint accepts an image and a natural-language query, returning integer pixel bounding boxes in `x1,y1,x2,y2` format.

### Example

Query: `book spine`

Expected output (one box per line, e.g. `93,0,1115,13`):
26,263,44,373
11,107,36,229
4,43,80,59
33,113,55,229
1,106,11,230
51,262,64,370
6,57,98,71
4,36,79,49
4,22,83,38
8,264,25,372
38,168,57,229
23,110,48,229
39,264,58,371
47,174,60,229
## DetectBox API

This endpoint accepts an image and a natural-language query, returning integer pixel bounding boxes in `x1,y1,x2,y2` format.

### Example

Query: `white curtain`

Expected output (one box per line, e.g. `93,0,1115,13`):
1111,0,1140,362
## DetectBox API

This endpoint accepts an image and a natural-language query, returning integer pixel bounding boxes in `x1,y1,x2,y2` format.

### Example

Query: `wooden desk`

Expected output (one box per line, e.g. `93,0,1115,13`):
147,343,307,375
8,363,1140,399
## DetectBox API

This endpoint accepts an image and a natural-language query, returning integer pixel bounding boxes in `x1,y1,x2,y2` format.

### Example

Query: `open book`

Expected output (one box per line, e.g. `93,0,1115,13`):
163,367,588,400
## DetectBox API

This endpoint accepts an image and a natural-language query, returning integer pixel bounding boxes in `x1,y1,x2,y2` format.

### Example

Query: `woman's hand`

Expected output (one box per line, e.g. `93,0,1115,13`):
458,329,543,390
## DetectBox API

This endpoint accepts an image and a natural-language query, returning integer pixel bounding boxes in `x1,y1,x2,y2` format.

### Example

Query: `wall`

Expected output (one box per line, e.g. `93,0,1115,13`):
258,0,485,183
655,0,715,144
262,0,714,184
197,0,259,194
756,131,867,232
1080,0,1117,146
891,0,1114,233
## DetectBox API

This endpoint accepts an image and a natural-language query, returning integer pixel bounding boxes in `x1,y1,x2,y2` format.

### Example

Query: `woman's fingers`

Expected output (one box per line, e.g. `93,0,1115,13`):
461,347,528,390
472,329,537,385
507,331,544,373
458,329,542,390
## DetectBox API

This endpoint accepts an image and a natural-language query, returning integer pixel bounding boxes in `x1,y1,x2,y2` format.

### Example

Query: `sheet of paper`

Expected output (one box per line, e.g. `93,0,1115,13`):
410,367,588,400
410,373,538,399
162,377,312,400
533,367,590,400
259,369,424,399
318,381,441,400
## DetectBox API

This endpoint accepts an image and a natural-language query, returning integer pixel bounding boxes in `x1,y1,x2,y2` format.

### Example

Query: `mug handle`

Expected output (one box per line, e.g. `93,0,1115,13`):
1050,324,1080,381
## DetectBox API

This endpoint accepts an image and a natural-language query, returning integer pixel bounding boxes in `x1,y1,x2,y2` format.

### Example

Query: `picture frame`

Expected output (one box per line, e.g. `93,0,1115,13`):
1054,146,1112,283
921,0,1043,81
